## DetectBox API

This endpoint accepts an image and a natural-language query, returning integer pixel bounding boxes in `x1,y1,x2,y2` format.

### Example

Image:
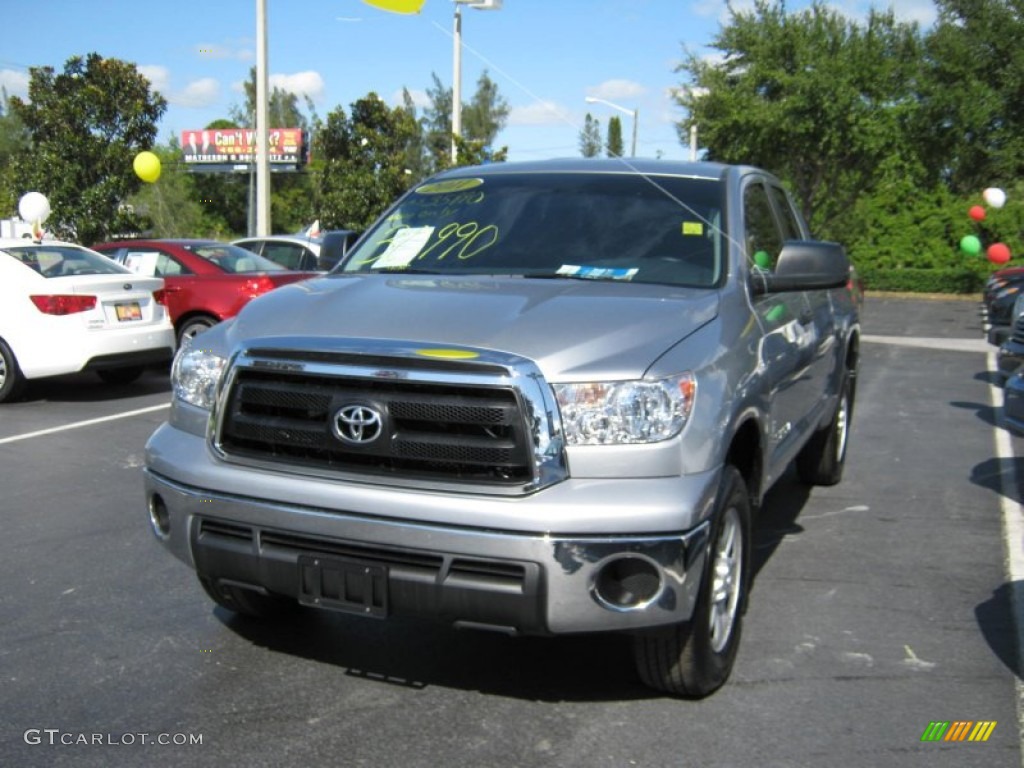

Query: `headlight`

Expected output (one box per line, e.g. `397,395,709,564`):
171,338,227,410
554,374,696,446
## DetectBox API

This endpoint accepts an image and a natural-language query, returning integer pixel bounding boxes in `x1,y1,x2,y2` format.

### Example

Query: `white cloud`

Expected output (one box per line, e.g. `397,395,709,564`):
137,65,170,95
509,101,573,126
270,71,325,102
586,79,647,102
0,69,30,99
175,78,221,108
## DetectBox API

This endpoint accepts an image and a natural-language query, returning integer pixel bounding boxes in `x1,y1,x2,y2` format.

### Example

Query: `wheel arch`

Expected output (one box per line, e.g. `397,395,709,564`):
725,414,764,513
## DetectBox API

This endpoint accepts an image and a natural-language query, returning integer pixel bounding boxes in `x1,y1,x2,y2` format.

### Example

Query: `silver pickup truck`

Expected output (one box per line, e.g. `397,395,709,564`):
145,158,859,697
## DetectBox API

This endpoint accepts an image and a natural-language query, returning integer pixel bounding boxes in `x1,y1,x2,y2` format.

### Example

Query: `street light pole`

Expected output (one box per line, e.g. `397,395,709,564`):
584,96,638,157
450,0,501,165
451,3,462,164
255,0,271,235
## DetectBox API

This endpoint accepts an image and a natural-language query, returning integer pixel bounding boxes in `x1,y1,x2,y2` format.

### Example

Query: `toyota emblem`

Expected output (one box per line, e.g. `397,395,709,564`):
332,404,383,444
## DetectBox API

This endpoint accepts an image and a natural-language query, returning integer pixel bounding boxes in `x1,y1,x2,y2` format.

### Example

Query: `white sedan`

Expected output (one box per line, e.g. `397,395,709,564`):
0,238,176,402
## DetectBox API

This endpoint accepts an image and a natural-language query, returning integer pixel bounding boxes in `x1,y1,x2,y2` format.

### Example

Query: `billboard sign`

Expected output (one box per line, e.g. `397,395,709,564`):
180,128,305,166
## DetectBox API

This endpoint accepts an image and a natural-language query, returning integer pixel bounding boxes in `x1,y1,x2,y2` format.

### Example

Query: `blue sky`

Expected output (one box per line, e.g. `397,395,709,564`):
1,0,938,163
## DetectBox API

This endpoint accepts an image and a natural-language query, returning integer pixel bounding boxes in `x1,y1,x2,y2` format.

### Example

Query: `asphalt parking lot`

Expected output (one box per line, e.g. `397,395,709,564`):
1,295,1021,768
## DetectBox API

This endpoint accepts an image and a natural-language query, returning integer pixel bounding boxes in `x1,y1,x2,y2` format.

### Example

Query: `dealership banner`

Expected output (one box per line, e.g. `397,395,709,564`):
180,128,304,164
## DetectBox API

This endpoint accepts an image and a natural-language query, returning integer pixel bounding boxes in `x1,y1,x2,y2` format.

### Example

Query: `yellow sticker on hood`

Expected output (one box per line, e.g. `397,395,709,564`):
415,348,480,359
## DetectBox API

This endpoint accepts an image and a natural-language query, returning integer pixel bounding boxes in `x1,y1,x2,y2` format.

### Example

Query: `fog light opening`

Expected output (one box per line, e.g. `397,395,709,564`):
593,556,662,611
149,494,171,539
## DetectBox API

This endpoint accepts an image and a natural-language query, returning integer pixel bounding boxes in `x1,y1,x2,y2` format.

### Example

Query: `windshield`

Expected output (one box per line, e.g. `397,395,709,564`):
184,242,286,273
1,244,128,278
341,172,724,287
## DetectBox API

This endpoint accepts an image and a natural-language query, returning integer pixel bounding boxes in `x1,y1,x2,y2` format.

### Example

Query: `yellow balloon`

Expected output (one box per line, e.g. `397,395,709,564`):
133,151,161,183
361,0,425,13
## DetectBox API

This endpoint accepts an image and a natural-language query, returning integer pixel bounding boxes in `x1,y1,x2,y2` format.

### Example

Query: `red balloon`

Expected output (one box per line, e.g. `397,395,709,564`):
988,242,1012,265
969,205,987,222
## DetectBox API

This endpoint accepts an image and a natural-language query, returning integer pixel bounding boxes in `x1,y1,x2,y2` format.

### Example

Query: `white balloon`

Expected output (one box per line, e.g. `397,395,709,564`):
18,192,51,223
983,187,1007,209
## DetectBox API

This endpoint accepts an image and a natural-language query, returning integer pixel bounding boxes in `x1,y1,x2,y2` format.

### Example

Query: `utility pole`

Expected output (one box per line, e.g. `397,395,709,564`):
256,0,271,235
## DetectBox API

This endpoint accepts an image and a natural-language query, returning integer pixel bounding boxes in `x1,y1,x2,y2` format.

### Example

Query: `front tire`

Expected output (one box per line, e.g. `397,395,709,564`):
0,339,26,403
632,466,751,697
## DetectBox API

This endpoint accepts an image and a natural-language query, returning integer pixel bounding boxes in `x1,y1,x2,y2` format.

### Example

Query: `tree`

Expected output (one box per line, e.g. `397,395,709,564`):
6,53,166,244
419,70,509,171
917,0,1024,194
462,70,509,150
579,113,602,157
0,89,30,217
313,93,420,231
188,118,252,237
675,1,924,241
606,115,624,158
126,138,232,239
229,66,317,233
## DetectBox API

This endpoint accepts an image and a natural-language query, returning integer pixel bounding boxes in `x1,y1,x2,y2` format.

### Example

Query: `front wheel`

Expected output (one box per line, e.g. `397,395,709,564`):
632,465,751,697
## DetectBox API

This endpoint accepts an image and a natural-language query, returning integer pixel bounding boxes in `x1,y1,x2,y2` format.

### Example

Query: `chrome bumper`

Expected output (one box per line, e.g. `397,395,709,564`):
144,469,711,635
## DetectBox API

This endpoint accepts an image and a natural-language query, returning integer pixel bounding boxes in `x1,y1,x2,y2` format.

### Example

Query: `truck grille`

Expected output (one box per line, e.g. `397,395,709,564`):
216,367,536,485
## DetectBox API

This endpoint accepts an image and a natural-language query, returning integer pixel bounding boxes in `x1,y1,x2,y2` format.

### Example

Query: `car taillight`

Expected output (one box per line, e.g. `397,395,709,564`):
239,276,275,298
153,289,167,305
29,295,98,315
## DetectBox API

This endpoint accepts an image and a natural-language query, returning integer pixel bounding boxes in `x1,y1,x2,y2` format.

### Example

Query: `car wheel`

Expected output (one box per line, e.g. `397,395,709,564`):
796,370,853,486
632,465,750,697
0,338,26,403
198,575,297,619
96,366,145,386
177,316,217,346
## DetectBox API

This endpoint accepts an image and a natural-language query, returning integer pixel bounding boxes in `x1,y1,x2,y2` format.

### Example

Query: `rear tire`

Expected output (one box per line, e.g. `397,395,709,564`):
632,466,751,697
96,366,144,386
796,371,853,486
198,575,296,619
0,339,26,403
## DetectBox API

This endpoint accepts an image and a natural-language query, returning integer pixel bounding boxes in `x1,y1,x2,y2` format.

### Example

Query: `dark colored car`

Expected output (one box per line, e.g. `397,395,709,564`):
232,235,321,272
92,239,319,344
316,229,361,271
1004,368,1024,432
984,267,1024,344
234,230,361,273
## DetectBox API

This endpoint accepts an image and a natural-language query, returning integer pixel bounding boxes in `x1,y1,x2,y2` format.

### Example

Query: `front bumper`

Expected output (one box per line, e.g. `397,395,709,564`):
144,425,720,635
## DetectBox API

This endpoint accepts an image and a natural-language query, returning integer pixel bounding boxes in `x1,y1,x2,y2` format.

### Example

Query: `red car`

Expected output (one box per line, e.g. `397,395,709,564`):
92,239,319,344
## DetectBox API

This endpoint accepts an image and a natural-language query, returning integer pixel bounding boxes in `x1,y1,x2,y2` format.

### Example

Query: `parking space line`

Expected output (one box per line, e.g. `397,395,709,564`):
0,403,170,445
987,349,1024,767
862,334,990,353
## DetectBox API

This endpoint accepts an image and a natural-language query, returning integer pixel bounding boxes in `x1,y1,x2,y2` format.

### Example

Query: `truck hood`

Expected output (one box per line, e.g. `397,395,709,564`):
227,274,719,380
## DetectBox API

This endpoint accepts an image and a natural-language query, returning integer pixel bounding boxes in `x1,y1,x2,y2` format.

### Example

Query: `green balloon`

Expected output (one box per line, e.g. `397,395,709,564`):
754,250,772,269
960,235,982,255
766,303,786,323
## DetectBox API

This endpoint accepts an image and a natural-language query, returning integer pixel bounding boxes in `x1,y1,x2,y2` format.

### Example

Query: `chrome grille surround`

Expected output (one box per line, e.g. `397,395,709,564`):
209,337,567,496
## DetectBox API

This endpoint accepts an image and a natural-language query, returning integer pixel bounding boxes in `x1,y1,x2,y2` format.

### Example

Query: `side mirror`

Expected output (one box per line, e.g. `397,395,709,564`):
750,240,851,295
